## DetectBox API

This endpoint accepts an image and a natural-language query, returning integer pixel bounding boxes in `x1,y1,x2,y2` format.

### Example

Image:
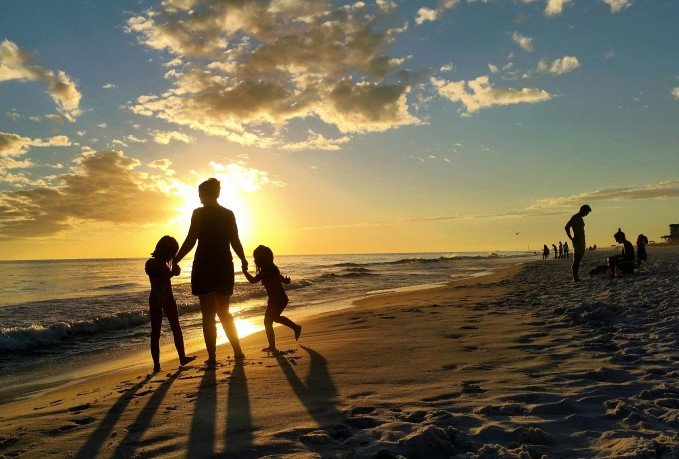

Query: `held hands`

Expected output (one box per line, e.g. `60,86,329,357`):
241,261,249,273
171,262,181,276
283,276,291,284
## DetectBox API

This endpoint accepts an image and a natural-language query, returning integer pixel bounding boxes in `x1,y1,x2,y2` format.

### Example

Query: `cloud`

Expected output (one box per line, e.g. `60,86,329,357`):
512,31,534,52
150,130,194,145
299,208,565,231
603,0,632,13
431,76,551,114
672,87,679,100
0,151,175,238
208,161,284,192
0,40,82,121
102,83,116,89
544,0,572,17
415,7,438,25
488,64,499,73
535,180,679,207
440,63,455,73
126,0,418,148
1,132,71,158
537,55,580,75
281,131,351,152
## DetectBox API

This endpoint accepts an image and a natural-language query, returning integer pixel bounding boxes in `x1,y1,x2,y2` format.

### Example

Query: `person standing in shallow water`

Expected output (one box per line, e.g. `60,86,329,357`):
174,178,248,366
565,204,592,282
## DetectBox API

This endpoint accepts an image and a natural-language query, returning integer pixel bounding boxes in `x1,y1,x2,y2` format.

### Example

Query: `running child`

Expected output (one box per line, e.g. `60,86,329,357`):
242,245,302,353
145,236,196,372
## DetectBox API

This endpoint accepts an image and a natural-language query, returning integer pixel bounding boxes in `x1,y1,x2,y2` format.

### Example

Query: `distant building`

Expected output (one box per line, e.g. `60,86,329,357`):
661,223,679,244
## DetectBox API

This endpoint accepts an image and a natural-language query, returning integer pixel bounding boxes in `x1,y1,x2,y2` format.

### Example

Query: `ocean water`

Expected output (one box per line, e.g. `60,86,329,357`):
0,252,535,384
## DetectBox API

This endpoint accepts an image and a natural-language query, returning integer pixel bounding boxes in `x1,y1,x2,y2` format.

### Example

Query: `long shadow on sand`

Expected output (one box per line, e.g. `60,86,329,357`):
113,369,182,456
186,367,217,458
75,374,152,459
275,346,346,440
224,360,254,456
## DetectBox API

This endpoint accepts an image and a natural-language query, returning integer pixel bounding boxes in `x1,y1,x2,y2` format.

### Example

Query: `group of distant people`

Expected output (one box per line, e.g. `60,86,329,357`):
542,241,570,260
547,204,649,282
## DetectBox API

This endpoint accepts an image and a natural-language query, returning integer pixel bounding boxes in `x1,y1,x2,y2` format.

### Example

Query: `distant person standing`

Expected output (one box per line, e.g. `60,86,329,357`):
558,241,563,259
565,204,592,282
542,245,550,260
563,241,569,258
636,234,649,266
552,244,558,259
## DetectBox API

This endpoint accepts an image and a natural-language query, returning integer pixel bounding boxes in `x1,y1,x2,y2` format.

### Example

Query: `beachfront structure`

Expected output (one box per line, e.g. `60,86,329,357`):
661,223,679,244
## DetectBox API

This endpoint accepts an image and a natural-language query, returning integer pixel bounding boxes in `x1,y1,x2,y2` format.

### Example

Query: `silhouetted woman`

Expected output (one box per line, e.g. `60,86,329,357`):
174,178,248,365
542,245,549,260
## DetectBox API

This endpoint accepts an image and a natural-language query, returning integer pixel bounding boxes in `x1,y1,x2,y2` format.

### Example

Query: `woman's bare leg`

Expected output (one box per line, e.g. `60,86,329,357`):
199,293,217,361
215,294,244,358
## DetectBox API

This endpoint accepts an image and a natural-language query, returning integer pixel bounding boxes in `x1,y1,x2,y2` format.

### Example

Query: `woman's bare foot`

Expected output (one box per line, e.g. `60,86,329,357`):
294,325,302,341
261,346,277,353
153,363,161,373
180,355,197,366
233,351,246,359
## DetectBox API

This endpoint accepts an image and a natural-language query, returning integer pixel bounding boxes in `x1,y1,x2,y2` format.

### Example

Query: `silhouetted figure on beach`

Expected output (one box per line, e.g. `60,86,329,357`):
558,241,563,259
552,244,558,259
145,236,196,372
563,241,569,258
608,228,635,276
542,245,550,260
636,234,649,266
175,178,247,366
243,245,301,353
565,204,592,282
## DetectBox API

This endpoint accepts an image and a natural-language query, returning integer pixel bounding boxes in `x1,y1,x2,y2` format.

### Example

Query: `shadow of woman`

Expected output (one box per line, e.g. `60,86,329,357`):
275,346,346,433
224,360,254,456
75,374,152,459
186,367,217,458
112,369,182,456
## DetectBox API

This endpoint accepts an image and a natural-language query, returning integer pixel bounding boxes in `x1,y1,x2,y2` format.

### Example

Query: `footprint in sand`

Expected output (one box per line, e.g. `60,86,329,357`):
421,392,461,402
462,346,479,352
445,333,463,339
460,325,478,330
67,403,92,414
461,381,486,394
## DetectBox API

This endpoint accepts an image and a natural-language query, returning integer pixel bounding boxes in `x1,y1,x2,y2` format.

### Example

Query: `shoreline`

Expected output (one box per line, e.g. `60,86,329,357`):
0,265,517,407
2,249,677,457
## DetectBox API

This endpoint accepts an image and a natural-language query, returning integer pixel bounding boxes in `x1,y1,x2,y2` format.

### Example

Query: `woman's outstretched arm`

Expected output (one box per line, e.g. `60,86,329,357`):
229,214,248,270
175,210,199,263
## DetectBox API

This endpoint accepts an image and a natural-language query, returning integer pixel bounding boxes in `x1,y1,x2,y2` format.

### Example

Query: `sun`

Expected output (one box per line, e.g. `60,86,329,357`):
170,177,254,244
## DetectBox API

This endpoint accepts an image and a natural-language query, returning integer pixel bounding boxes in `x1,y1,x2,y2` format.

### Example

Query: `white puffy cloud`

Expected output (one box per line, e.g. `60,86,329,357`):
126,0,418,147
415,7,438,25
603,0,631,13
488,63,499,73
537,55,580,75
102,83,116,89
0,132,71,157
512,31,534,52
0,40,82,121
208,161,284,192
431,76,551,114
544,0,572,16
672,87,679,100
150,130,194,145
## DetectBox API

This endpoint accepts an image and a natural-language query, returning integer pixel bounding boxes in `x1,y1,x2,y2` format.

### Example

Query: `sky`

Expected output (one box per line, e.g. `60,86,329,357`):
0,0,678,260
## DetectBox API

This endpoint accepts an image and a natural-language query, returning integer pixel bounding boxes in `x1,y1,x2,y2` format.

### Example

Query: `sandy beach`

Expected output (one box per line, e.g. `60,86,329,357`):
1,248,678,458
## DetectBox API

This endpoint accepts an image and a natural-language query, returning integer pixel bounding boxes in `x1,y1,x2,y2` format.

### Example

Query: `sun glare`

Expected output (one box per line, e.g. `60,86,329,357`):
170,176,254,242
215,317,262,345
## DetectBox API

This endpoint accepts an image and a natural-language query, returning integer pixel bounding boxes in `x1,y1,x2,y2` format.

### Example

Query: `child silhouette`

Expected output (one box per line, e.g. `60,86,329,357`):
145,236,196,372
243,245,302,353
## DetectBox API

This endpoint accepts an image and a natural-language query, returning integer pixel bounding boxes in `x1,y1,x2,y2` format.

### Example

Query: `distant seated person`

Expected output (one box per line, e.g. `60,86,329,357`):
608,228,635,276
